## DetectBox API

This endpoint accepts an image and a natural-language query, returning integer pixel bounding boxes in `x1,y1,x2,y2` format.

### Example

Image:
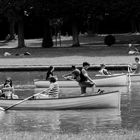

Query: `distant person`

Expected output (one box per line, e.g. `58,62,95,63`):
130,57,140,74
63,65,80,82
35,76,60,99
128,43,139,55
78,62,95,95
0,78,18,99
46,66,54,80
99,64,111,75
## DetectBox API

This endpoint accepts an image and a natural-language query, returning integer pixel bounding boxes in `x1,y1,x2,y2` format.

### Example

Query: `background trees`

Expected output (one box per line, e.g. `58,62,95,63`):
0,0,140,48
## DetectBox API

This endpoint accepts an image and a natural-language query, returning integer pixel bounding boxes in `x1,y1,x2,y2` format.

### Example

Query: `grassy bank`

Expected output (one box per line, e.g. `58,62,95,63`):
0,33,140,58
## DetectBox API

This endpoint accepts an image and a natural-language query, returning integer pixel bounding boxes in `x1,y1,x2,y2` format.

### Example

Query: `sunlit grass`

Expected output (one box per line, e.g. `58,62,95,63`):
0,33,140,58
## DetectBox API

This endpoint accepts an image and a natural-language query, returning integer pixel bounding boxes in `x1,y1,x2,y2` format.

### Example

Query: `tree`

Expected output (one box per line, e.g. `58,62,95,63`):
0,0,29,47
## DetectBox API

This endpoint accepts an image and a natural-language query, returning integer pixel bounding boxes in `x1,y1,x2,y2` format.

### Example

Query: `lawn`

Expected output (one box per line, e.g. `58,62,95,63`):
0,33,140,58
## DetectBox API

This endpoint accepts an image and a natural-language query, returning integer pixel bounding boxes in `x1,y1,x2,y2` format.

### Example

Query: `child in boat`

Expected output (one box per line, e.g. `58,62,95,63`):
99,64,111,75
0,78,18,99
63,65,80,82
35,76,60,99
46,66,54,80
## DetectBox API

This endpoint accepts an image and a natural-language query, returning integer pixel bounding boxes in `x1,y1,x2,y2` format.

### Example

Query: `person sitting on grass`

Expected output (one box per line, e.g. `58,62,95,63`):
99,64,111,75
0,78,18,99
63,65,80,82
35,76,60,99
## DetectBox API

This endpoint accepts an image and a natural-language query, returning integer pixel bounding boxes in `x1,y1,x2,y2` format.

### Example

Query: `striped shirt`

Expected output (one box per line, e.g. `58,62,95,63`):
48,82,59,98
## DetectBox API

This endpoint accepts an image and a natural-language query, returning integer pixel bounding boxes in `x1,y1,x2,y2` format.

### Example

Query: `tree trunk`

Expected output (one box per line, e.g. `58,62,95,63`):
17,17,26,48
9,19,15,40
72,20,80,47
42,19,53,48
130,19,138,33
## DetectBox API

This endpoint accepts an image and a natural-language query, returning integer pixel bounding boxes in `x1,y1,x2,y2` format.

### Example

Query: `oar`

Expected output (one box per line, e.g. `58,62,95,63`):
63,76,75,81
0,89,47,111
128,65,131,84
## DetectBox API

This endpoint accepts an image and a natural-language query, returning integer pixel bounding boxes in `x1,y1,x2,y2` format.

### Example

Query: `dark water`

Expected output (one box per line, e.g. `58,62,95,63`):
0,71,139,136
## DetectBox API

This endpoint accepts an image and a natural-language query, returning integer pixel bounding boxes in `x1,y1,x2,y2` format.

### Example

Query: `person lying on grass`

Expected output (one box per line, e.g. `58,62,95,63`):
35,76,60,99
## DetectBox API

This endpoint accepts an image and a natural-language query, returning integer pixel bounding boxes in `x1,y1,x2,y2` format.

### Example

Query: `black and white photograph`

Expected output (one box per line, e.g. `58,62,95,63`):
0,0,140,139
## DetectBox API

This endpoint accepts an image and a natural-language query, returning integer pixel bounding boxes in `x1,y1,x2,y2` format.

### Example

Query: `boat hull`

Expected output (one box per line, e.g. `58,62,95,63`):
0,91,120,110
34,74,128,88
130,73,140,82
96,73,140,82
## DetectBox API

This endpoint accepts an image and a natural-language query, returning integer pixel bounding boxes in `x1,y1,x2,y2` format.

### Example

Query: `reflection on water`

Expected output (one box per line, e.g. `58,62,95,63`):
0,71,140,136
0,109,121,134
121,82,140,131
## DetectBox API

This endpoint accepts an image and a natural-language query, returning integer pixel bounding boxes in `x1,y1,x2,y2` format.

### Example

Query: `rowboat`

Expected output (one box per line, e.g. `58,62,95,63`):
96,73,140,82
34,74,129,88
129,73,140,82
0,91,120,110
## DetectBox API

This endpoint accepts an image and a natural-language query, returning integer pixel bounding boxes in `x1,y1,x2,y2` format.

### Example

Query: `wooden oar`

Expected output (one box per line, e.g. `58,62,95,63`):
128,65,131,84
0,89,47,111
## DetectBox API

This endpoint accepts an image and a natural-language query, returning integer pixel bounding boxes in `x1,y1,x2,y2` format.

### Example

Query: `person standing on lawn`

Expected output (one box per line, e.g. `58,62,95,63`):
79,62,95,95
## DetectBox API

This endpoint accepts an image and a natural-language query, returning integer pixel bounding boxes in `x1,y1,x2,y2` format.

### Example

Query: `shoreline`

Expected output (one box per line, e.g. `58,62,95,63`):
0,64,129,71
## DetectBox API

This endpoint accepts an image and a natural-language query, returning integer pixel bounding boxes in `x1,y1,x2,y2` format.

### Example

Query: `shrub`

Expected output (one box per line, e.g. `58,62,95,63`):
104,35,116,46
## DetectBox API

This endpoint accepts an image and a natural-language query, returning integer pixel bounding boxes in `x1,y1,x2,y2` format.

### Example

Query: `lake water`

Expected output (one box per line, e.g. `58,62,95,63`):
0,71,139,139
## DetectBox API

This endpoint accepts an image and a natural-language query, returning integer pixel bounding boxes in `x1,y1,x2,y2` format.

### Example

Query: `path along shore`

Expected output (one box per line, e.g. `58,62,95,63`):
0,55,138,70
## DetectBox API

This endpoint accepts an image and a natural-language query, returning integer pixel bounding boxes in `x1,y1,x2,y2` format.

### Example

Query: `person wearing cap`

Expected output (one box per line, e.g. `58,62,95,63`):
35,76,60,99
79,62,95,95
63,65,80,82
99,64,111,75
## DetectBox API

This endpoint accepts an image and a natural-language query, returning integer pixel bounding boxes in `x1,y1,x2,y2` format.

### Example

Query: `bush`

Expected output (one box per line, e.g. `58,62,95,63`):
104,35,116,46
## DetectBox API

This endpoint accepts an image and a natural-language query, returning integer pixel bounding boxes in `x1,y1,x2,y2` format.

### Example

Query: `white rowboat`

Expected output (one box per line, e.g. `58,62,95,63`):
96,73,140,82
34,74,129,88
0,91,120,110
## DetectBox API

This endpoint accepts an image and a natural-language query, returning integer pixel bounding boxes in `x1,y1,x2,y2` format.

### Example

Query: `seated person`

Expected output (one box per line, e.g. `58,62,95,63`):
63,65,80,82
35,76,60,99
0,78,18,99
46,66,54,80
130,57,140,74
99,64,111,75
128,43,139,55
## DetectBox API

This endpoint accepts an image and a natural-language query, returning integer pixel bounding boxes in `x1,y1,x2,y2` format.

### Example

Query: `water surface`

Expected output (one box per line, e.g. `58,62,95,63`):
0,71,139,138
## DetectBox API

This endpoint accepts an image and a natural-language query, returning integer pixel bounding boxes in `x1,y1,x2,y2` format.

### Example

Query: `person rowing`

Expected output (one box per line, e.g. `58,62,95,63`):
35,76,60,99
99,64,111,75
78,62,96,95
63,65,80,82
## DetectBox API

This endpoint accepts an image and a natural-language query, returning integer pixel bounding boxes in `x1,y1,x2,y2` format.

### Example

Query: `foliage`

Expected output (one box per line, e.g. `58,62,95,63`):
104,34,116,46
